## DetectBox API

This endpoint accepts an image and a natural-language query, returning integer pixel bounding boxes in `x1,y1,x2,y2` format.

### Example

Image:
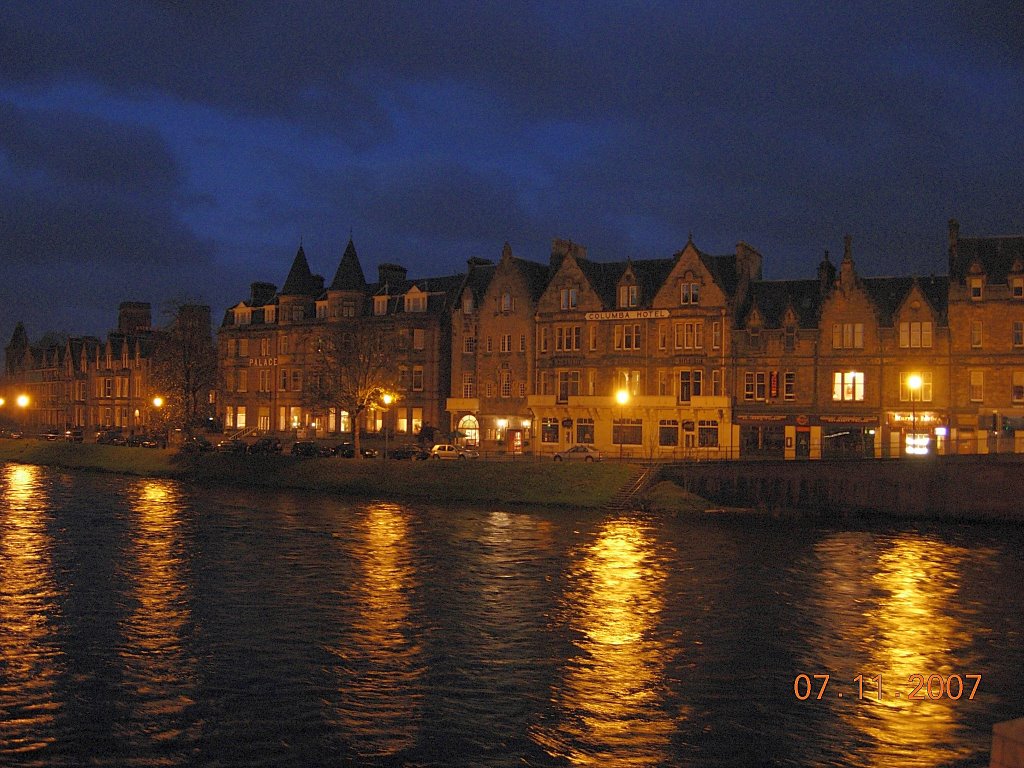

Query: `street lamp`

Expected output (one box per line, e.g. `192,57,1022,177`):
615,388,630,461
381,392,393,461
907,374,922,456
16,394,30,436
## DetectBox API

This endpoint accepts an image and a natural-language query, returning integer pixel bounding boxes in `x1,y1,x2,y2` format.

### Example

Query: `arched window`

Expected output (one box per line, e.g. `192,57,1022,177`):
457,414,480,446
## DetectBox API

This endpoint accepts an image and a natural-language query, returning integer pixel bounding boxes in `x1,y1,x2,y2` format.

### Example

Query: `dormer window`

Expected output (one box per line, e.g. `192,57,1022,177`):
405,294,427,313
374,296,388,316
264,306,277,323
970,277,983,301
618,284,638,308
680,282,700,305
316,301,327,319
462,294,473,314
1012,277,1024,299
235,307,251,325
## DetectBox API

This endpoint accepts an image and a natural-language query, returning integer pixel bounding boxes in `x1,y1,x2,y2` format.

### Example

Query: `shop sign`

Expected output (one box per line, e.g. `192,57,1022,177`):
584,309,670,321
820,415,877,425
735,414,787,424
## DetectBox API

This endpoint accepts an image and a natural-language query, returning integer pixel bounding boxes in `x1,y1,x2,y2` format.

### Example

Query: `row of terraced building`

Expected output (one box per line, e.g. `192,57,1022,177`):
214,219,1024,460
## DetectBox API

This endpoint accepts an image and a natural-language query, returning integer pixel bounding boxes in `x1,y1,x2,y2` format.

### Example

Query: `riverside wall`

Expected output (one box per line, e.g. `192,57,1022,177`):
661,456,1024,520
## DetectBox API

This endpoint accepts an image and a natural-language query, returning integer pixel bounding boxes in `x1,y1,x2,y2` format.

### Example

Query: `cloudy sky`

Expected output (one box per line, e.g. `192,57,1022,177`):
1,1,1021,344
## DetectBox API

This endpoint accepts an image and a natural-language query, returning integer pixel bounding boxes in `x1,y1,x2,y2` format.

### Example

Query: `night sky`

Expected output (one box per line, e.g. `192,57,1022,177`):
2,2,1021,345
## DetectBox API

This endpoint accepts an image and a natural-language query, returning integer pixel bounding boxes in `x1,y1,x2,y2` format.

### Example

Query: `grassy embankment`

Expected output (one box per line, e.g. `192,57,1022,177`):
0,440,658,509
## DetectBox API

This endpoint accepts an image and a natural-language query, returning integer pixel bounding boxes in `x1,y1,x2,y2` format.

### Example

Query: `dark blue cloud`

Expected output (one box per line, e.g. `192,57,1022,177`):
0,0,1022,345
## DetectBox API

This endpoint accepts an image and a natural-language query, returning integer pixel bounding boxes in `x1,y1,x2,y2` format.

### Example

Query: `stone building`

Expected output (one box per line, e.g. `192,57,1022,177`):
2,303,161,434
218,240,462,440
446,242,549,453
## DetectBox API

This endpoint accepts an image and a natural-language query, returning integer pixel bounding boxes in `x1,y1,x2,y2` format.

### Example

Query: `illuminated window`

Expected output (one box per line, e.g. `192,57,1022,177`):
541,418,559,443
832,371,864,401
900,371,933,402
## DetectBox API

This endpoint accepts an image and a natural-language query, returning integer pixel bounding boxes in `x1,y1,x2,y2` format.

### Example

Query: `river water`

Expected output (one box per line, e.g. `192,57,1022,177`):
0,462,1021,767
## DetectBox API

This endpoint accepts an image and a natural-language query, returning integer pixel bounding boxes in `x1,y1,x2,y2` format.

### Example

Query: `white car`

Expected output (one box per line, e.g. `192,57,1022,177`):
553,445,603,462
430,443,478,460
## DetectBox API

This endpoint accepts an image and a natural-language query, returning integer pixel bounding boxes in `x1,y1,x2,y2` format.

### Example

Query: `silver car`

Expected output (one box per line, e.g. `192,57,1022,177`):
553,445,603,462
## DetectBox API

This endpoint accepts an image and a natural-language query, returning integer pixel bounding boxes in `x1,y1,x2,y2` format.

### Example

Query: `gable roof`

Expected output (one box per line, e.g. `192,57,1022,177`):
742,279,823,329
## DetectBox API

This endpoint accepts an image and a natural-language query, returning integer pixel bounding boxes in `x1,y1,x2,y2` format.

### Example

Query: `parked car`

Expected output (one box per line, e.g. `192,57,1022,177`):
45,427,62,441
291,440,333,457
389,443,429,460
216,438,249,454
553,444,603,462
128,433,164,448
335,441,378,459
96,429,127,446
430,443,478,460
248,437,282,454
180,435,214,453
64,427,84,443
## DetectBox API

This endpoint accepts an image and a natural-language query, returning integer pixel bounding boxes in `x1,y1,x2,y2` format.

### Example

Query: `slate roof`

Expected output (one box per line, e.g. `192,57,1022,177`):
862,275,949,326
281,245,325,296
328,239,367,291
953,236,1024,283
743,279,823,329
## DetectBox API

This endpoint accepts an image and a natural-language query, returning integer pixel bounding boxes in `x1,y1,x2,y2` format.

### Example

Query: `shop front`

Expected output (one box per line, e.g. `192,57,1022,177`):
886,409,947,456
819,415,878,459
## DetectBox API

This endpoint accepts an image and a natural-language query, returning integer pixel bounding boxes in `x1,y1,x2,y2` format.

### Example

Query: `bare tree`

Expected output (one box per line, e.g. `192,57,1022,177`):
305,321,399,457
149,303,217,433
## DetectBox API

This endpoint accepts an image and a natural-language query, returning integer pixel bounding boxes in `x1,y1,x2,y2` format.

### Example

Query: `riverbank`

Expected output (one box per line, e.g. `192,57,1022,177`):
0,440,645,510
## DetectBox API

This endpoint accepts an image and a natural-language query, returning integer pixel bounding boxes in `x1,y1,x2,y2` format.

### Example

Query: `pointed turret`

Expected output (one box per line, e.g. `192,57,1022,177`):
281,244,324,296
329,238,367,291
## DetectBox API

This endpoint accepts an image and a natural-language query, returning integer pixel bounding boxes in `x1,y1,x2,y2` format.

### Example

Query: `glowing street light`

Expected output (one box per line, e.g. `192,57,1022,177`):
615,388,630,461
381,392,394,461
16,394,29,409
152,395,164,409
907,374,922,456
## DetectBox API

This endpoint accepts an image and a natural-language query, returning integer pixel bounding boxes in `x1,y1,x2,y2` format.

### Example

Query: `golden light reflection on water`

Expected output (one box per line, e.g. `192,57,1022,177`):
533,518,678,766
0,464,63,758
805,532,985,767
330,502,423,758
119,478,197,743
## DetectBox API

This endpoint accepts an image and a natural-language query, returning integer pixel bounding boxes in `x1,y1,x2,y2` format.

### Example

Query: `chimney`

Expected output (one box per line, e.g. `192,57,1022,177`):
948,218,960,275
818,250,836,295
551,238,587,261
250,282,277,306
117,302,152,333
378,263,408,286
735,242,763,282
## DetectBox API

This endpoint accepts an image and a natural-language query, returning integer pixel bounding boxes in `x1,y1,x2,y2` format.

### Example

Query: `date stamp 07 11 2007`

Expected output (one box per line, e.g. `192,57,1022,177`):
793,673,982,702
